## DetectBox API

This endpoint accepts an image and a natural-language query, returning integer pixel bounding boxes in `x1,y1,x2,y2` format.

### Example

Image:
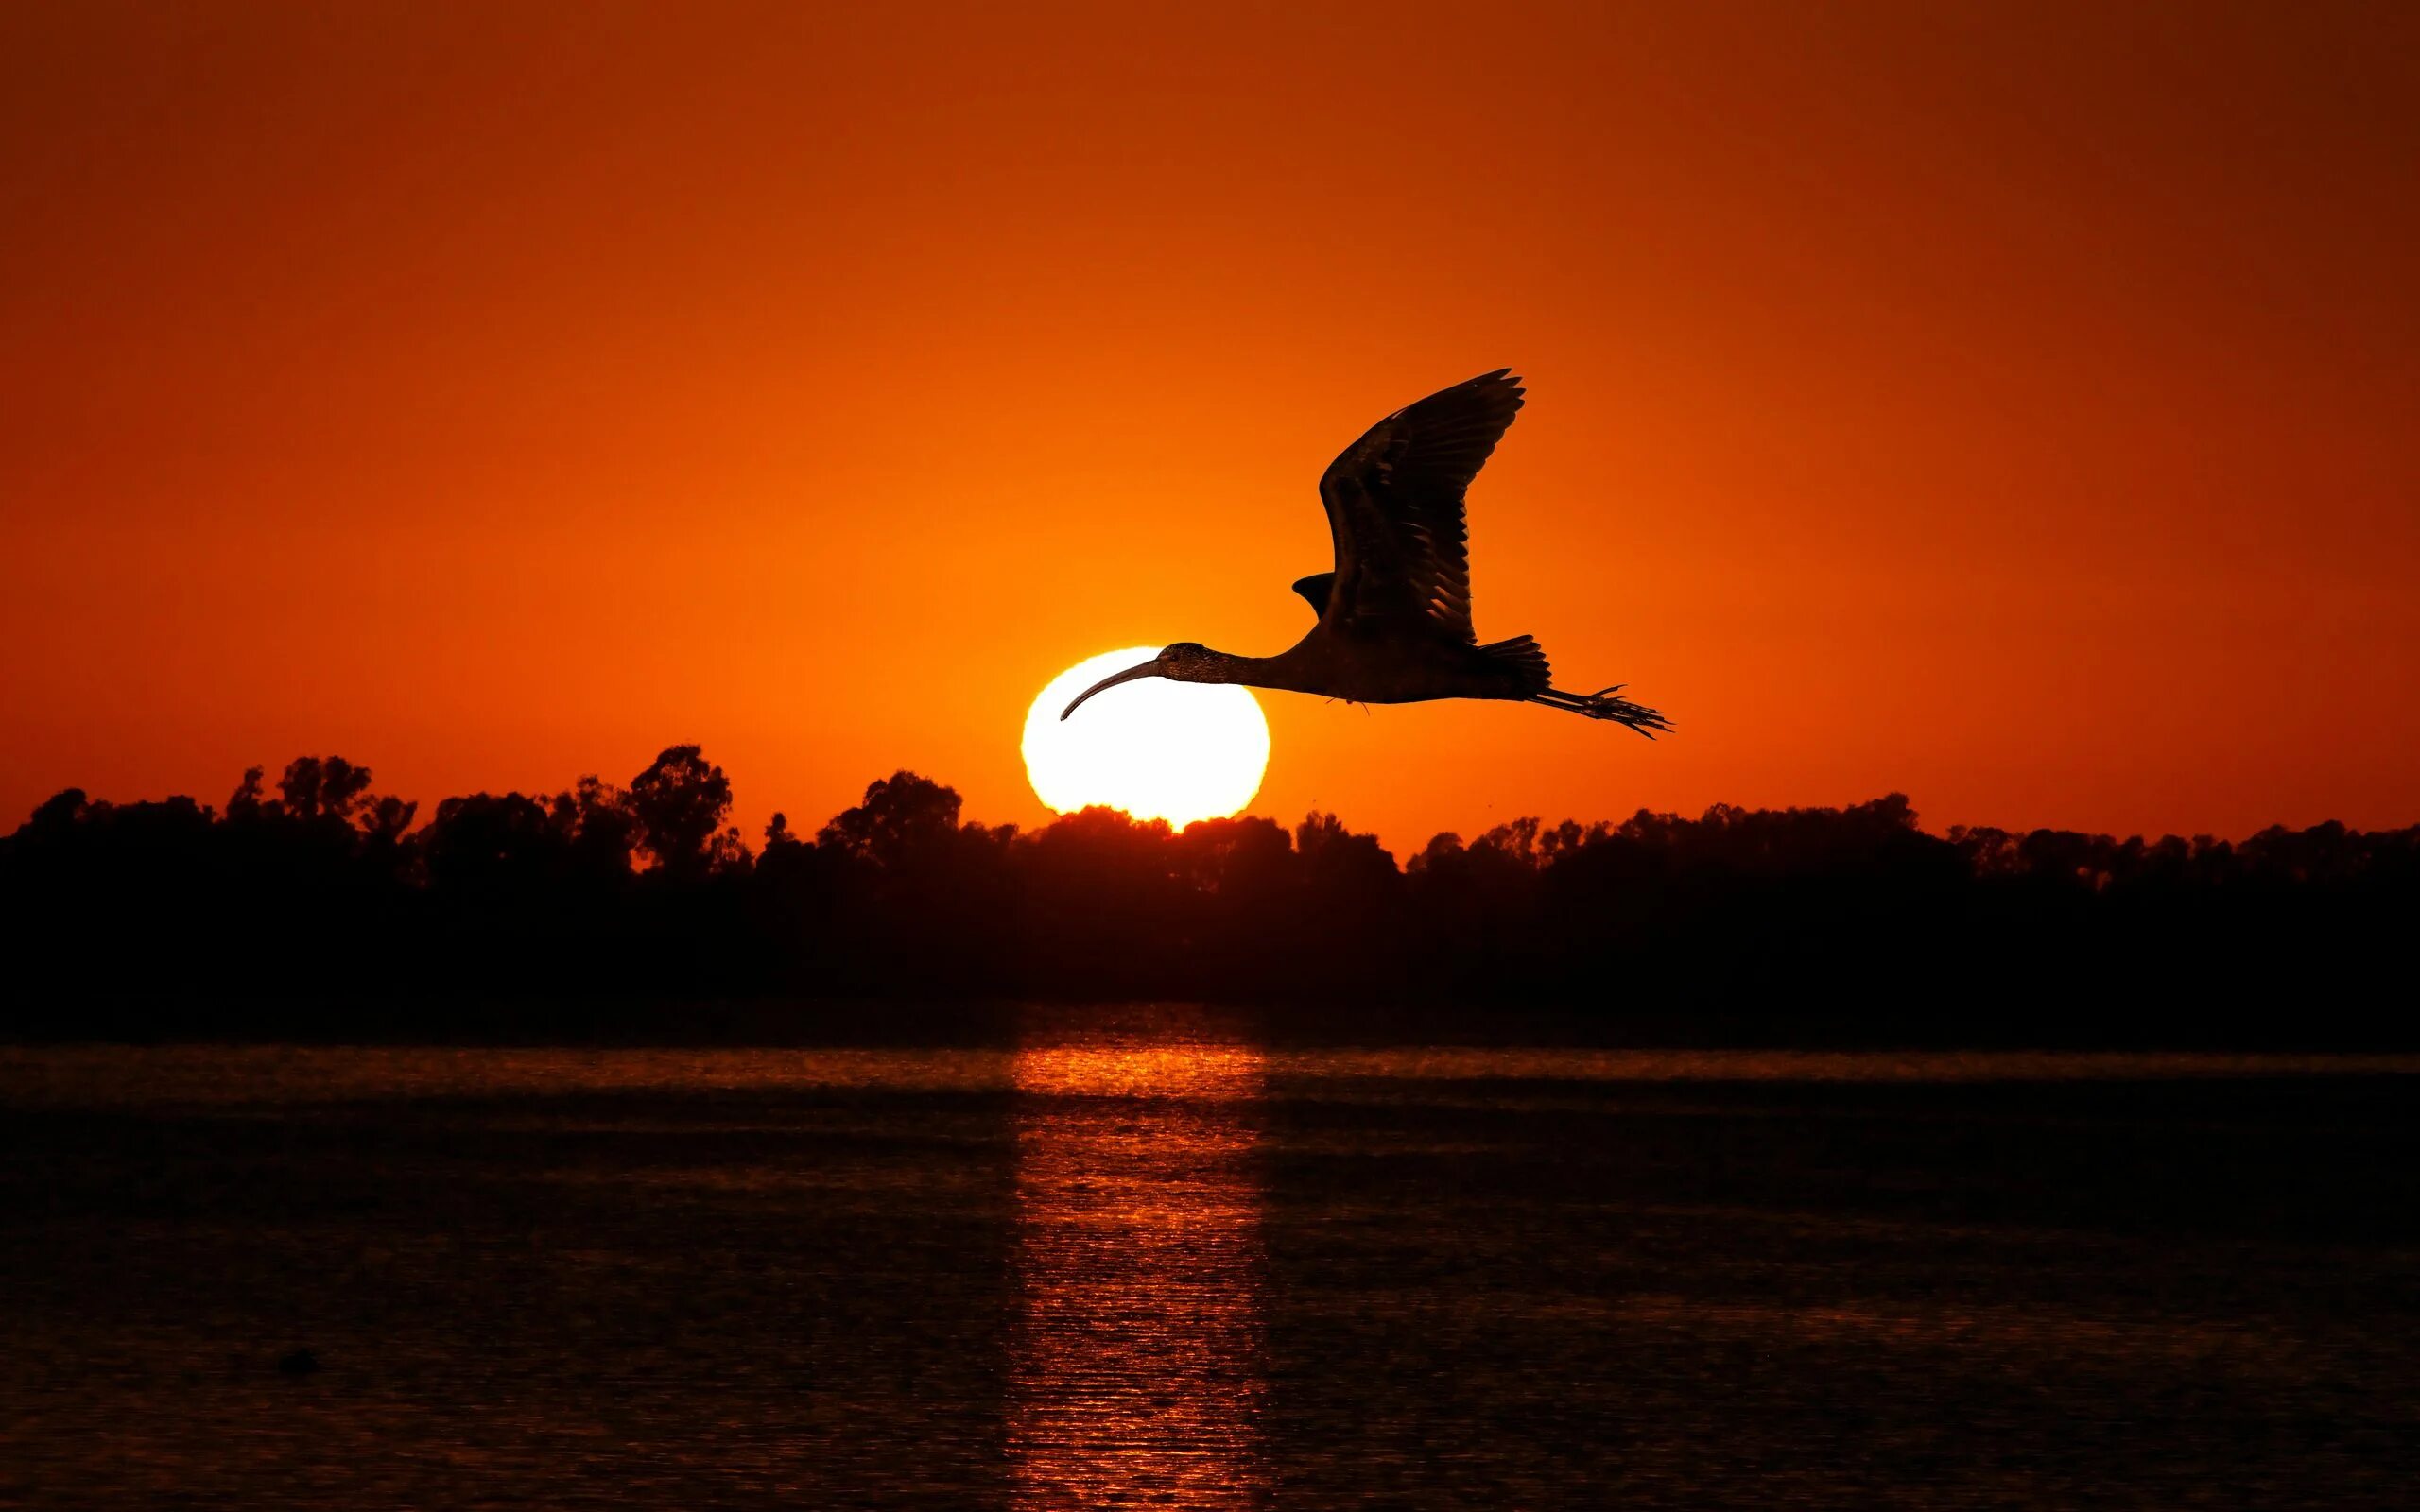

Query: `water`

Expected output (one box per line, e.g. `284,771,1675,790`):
4,1014,2416,1507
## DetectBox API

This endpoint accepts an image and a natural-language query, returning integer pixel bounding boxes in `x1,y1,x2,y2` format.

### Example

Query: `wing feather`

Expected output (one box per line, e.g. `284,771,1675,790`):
1316,369,1524,644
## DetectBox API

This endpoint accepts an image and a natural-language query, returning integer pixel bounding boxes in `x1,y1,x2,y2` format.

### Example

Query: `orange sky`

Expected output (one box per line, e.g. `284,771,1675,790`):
5,1,2416,857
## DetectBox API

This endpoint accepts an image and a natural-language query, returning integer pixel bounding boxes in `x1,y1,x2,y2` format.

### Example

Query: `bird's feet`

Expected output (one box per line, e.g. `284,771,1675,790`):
1538,684,1671,737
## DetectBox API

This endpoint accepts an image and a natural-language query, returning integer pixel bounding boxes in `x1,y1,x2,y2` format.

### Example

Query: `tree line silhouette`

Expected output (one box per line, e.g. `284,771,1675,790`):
3,746,2411,1041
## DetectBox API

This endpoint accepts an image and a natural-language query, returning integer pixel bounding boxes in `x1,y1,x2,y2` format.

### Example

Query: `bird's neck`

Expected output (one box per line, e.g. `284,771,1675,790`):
1204,646,1321,696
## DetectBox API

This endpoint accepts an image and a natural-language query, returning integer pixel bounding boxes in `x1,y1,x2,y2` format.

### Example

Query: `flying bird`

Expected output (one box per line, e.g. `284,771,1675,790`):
1063,370,1670,735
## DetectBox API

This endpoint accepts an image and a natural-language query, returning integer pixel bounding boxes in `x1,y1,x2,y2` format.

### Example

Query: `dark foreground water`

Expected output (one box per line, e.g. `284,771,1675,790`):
4,1012,2416,1508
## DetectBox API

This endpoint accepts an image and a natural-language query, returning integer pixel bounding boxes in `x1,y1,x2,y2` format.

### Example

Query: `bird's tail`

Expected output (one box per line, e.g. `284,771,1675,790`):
1533,683,1670,739
1478,634,1553,696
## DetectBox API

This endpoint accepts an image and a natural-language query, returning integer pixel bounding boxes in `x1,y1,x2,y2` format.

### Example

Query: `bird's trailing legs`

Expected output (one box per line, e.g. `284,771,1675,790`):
1532,684,1670,738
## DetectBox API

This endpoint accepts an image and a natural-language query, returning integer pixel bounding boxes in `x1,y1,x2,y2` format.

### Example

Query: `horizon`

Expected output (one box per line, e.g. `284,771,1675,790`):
17,740,2409,1025
18,743,2412,859
6,3,2418,855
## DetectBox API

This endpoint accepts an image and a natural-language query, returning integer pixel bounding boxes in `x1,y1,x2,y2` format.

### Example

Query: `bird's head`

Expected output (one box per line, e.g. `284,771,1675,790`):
1156,642,1225,679
1060,643,1235,720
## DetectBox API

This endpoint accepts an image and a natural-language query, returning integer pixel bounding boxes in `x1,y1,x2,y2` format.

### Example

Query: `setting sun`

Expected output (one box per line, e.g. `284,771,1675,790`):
1022,648,1270,829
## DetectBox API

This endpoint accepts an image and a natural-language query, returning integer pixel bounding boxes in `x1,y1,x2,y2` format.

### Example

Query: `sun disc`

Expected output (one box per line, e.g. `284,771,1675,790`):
1023,648,1270,828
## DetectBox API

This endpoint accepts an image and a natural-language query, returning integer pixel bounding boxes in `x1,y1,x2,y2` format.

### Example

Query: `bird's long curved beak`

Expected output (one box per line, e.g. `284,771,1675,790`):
1061,656,1164,720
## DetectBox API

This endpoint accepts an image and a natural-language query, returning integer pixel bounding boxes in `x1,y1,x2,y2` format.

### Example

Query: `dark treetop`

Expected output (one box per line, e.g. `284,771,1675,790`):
4,747,2412,1044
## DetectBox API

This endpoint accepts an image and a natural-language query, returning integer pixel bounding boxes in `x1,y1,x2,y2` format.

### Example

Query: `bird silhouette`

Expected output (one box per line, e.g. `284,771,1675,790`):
1063,370,1670,735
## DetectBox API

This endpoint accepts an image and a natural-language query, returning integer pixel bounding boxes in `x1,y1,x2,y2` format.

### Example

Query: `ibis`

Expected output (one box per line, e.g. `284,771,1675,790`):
1062,370,1670,736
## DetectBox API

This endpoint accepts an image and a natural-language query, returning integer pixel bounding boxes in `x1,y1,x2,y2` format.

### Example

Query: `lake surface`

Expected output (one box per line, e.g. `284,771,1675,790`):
5,1011,2416,1507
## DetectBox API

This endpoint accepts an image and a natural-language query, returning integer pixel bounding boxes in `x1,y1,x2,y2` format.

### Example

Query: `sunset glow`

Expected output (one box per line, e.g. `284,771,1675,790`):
1023,649,1270,828
2,4,2415,851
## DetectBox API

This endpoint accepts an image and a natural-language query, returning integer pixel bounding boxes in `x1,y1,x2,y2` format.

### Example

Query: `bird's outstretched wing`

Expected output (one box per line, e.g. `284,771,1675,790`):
1316,369,1524,644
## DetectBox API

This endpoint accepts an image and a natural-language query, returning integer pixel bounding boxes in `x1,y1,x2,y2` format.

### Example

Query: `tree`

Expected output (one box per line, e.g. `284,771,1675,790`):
557,775,642,881
278,756,375,824
423,792,565,892
627,745,742,881
817,770,965,870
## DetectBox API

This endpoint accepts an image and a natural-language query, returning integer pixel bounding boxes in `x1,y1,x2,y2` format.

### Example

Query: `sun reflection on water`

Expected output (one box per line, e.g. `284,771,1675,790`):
1010,1040,1266,1510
